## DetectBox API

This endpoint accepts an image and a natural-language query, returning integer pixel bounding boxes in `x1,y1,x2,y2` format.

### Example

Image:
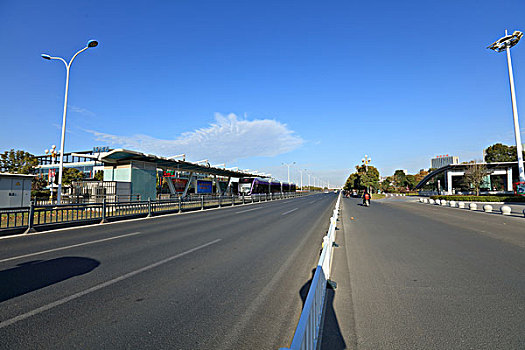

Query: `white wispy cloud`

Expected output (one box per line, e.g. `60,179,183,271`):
70,106,96,117
89,113,304,163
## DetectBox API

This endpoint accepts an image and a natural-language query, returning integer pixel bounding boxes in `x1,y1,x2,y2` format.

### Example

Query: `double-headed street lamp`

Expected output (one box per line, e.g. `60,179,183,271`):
282,162,295,184
488,30,525,188
41,40,98,203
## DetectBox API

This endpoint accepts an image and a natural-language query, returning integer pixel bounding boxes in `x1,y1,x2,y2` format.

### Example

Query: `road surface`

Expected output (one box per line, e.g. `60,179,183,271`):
322,196,525,349
0,193,337,349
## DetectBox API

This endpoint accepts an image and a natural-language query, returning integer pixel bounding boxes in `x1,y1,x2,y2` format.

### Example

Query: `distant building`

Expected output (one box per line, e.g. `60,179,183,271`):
431,155,459,169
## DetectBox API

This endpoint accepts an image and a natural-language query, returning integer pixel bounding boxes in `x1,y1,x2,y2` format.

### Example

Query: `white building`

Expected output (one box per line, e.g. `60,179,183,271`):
431,155,459,169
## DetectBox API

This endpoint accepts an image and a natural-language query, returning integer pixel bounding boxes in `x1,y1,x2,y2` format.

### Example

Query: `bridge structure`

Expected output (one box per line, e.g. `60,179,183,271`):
415,161,520,195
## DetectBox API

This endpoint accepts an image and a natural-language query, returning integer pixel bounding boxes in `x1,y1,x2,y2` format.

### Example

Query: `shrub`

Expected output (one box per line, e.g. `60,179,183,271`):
31,190,51,200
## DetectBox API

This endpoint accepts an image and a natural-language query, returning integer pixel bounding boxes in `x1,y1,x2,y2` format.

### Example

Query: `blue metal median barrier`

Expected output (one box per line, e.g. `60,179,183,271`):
0,192,310,236
280,192,341,350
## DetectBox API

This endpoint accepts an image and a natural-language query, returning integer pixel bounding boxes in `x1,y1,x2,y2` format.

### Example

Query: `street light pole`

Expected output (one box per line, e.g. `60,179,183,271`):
298,169,304,190
504,32,525,183
282,162,295,184
488,30,525,186
41,40,98,203
362,155,372,193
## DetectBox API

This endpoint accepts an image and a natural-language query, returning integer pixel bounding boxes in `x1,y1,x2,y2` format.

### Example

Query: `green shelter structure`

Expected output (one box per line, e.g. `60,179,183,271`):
99,149,266,200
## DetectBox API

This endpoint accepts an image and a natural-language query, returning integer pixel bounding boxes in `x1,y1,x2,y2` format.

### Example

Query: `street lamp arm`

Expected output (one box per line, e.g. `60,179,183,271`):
68,46,89,67
48,56,68,67
46,46,89,68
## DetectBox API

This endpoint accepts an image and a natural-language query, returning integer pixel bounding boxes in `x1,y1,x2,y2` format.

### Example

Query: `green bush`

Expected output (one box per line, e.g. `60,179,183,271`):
31,189,51,200
430,195,525,202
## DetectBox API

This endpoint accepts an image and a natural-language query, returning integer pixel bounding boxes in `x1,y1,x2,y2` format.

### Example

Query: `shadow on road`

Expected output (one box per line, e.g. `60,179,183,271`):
299,268,316,308
320,283,346,349
0,257,100,302
298,269,346,349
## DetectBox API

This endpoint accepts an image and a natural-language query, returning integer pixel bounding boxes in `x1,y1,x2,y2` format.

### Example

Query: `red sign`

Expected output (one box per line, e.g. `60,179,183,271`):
172,178,188,192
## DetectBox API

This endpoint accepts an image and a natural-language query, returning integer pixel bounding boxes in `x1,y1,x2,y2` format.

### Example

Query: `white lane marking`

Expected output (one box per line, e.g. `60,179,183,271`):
236,207,263,214
0,238,222,329
281,208,298,216
0,232,143,264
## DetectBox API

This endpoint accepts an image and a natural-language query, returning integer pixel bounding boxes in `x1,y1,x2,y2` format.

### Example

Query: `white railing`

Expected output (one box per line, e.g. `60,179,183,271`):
280,192,342,350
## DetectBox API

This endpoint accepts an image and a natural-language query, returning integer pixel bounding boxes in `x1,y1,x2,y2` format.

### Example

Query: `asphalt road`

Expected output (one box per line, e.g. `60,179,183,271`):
322,196,525,349
0,193,337,350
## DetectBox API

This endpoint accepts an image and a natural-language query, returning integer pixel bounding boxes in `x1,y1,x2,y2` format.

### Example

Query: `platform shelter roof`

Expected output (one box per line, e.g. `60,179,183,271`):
99,149,267,179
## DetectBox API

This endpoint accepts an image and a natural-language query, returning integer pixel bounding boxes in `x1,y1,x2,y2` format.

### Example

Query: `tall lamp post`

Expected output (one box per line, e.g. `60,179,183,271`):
488,30,525,189
282,162,295,184
305,169,312,192
298,169,306,190
41,40,99,203
362,155,372,193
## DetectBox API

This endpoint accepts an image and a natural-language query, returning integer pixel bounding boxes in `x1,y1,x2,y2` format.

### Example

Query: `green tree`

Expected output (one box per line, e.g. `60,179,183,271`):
380,176,394,192
463,161,490,196
484,143,525,162
94,170,104,181
344,173,359,191
62,168,84,186
344,164,380,192
405,174,417,190
393,169,407,189
356,164,380,192
0,149,38,174
31,175,47,191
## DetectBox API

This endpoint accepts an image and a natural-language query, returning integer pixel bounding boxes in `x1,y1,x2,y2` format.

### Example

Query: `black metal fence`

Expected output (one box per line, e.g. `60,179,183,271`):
0,192,307,236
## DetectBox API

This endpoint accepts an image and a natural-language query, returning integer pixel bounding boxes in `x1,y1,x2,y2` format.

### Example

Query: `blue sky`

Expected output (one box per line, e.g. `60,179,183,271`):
1,0,524,186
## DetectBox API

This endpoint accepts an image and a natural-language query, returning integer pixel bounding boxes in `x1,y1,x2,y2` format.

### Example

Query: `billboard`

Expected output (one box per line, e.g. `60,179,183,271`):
173,178,188,192
196,180,213,194
514,181,525,196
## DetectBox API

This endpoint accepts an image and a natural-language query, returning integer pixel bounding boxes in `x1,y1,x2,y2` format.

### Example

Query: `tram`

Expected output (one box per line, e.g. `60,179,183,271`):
238,177,296,195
